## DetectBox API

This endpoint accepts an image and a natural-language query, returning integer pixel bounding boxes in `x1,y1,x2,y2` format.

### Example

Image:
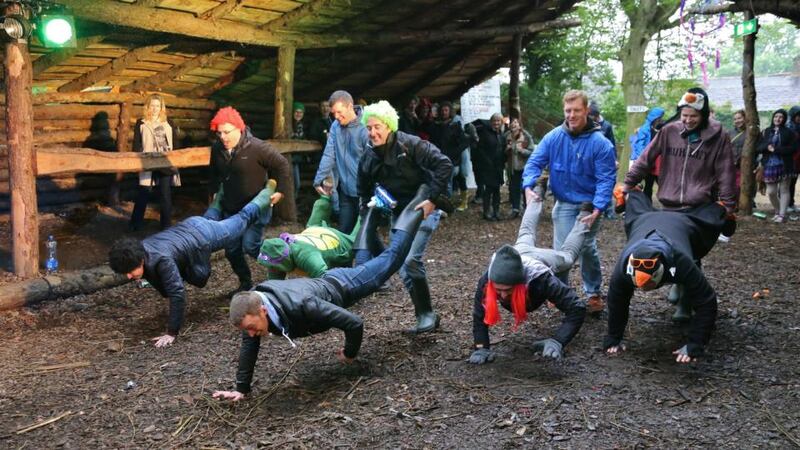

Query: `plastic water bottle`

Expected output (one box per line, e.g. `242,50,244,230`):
45,235,58,275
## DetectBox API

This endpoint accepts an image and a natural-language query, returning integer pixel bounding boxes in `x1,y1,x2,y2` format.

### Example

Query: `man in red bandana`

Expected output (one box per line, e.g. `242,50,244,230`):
469,183,591,364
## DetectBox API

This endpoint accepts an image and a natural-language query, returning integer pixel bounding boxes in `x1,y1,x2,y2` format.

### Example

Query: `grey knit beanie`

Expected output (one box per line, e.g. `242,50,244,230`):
488,245,526,285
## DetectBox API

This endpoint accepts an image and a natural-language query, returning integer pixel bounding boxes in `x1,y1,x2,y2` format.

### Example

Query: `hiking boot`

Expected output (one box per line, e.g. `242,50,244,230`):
509,208,520,219
586,295,605,314
229,280,253,296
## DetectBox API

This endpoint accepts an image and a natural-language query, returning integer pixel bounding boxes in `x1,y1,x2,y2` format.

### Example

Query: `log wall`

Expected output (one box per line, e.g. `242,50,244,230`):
0,96,281,212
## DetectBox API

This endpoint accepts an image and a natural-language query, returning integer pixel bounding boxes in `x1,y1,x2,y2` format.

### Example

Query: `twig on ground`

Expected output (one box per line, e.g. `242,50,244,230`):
15,410,72,434
27,361,90,374
607,420,662,442
342,376,364,400
762,407,800,448
224,348,305,438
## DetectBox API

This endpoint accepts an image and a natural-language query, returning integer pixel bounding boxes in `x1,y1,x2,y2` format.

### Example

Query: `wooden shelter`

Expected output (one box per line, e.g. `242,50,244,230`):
2,0,579,278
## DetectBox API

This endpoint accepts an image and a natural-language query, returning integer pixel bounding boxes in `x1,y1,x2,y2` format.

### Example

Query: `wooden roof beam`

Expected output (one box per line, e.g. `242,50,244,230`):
389,43,487,103
32,36,105,76
57,44,169,92
185,59,244,98
61,1,296,47
260,0,339,31
63,1,578,49
204,58,275,99
120,51,227,93
199,0,246,20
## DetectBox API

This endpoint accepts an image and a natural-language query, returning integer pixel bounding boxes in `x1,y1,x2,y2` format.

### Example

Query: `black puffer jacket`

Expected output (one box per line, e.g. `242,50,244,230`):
357,131,452,209
142,217,212,335
234,277,362,393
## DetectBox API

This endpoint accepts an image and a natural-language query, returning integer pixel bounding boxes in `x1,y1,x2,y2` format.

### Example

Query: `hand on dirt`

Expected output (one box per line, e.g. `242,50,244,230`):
336,349,354,364
532,338,563,359
212,390,245,402
270,192,284,205
468,348,495,364
152,334,175,348
672,345,697,364
605,343,626,355
414,200,436,218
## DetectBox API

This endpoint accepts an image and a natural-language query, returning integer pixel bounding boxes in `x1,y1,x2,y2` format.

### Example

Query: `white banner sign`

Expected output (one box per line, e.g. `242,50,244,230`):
460,77,502,124
626,105,649,113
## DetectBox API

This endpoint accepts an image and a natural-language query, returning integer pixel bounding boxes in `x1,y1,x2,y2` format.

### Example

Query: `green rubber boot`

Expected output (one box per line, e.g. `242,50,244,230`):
250,179,278,212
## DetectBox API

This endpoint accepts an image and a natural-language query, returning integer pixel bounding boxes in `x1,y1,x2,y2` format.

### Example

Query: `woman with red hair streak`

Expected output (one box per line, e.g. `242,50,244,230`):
469,184,591,364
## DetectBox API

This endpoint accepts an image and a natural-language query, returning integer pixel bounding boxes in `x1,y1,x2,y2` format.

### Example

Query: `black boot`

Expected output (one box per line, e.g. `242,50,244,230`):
406,275,440,334
672,291,692,323
482,195,492,220
353,207,383,265
392,185,430,234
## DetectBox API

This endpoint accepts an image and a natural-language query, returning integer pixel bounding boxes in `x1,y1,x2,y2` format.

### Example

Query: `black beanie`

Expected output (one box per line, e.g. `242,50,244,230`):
488,245,526,285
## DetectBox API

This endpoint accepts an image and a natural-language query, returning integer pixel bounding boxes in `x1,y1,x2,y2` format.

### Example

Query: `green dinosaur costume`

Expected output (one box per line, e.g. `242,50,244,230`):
257,195,361,279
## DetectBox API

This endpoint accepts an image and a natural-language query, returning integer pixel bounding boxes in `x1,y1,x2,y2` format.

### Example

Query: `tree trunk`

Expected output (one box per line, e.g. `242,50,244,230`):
4,2,39,278
619,24,650,182
0,266,127,310
739,10,760,215
273,46,297,222
618,0,681,183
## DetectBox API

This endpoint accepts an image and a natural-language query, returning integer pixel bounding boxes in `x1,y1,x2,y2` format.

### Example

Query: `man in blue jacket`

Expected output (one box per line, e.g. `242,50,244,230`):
313,90,370,234
522,90,617,314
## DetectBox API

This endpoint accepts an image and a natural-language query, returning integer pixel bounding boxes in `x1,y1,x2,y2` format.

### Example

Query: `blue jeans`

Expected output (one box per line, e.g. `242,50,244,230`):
337,186,360,234
356,210,441,289
326,229,415,303
203,204,272,283
189,203,262,251
552,200,602,296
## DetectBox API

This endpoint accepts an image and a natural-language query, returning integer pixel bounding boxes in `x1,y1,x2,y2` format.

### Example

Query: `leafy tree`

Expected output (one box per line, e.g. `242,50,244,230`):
716,18,800,76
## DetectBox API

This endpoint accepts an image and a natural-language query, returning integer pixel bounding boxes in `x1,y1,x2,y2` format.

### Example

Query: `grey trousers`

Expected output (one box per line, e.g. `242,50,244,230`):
514,200,589,273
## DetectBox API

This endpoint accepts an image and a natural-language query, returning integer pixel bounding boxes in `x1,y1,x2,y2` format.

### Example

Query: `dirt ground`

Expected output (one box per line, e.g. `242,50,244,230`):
0,194,799,449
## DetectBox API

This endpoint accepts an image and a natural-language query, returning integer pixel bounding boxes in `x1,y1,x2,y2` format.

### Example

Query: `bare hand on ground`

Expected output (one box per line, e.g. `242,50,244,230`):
336,349,354,364
212,390,245,402
152,334,175,348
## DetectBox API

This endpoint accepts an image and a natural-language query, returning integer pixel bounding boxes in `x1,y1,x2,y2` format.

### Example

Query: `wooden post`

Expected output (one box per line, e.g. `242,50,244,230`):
508,34,522,120
739,10,759,215
109,101,132,206
273,45,297,222
4,3,39,278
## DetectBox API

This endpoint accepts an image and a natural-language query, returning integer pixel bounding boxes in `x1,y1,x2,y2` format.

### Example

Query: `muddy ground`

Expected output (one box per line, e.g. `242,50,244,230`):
0,194,798,449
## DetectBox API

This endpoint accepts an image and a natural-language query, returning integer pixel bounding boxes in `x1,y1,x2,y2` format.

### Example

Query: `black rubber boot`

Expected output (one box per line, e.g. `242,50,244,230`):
406,276,440,334
353,207,383,265
672,292,692,323
392,185,431,234
667,284,683,305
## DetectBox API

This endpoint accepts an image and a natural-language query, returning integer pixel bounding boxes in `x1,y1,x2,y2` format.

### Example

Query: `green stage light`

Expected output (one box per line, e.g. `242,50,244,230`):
39,14,76,48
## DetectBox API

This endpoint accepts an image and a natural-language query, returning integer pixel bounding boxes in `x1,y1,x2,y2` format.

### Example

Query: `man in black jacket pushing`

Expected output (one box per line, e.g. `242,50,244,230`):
212,185,434,401
604,189,729,363
108,182,279,348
